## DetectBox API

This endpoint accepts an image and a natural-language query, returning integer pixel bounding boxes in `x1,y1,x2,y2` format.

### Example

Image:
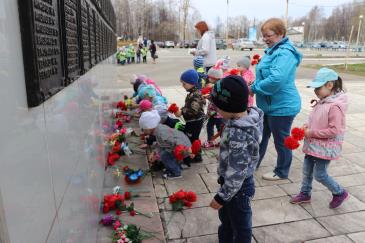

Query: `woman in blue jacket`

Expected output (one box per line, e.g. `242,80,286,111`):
250,18,302,181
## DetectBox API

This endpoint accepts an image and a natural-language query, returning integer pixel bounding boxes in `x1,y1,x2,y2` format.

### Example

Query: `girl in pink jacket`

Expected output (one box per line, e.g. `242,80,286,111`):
290,68,349,209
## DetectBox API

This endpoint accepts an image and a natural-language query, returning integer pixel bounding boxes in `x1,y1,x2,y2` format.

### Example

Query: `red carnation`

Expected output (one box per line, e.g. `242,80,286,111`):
122,166,129,172
191,140,201,155
251,59,258,65
112,141,121,153
175,190,186,200
291,127,305,141
116,209,122,215
174,144,189,161
184,201,193,208
253,54,261,60
169,195,177,203
201,86,212,96
115,120,123,128
229,68,240,75
129,210,136,216
107,152,120,166
185,191,197,202
116,101,127,110
168,103,179,113
102,205,110,214
284,136,300,150
124,191,131,200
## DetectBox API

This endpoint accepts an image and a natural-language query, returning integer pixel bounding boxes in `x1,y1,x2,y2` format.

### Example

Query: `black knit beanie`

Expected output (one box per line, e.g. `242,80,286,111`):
210,75,249,113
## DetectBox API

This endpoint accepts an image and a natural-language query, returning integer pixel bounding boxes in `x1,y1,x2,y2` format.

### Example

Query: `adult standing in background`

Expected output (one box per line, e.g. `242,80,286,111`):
149,40,157,64
250,18,303,181
191,21,217,73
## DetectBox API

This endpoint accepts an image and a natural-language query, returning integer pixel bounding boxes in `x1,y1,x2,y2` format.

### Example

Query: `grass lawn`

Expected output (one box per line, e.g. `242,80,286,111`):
305,63,365,77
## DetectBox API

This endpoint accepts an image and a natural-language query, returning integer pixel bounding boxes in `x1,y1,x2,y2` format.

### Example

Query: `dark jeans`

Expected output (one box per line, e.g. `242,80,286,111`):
256,115,295,178
160,150,181,176
142,56,147,63
184,119,204,143
218,176,254,243
207,117,223,141
136,55,141,63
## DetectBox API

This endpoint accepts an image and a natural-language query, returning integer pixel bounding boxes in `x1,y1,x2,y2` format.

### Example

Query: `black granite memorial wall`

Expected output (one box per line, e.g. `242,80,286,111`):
18,0,116,107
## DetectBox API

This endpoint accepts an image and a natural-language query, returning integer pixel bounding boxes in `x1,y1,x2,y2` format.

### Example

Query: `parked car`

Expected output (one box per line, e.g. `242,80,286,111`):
165,41,175,48
155,41,165,48
216,39,227,50
233,39,255,51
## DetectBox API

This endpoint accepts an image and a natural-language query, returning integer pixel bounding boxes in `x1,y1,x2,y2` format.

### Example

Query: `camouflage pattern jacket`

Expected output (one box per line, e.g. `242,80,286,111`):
214,107,264,205
181,87,206,122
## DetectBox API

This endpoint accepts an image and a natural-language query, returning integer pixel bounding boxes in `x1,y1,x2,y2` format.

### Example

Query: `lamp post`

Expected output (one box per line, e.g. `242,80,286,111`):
285,0,289,29
355,15,363,49
226,0,229,46
302,22,305,46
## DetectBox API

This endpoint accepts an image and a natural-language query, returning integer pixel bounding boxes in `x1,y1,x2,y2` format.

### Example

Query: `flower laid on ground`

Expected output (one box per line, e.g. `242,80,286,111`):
115,120,124,130
168,190,197,211
168,103,179,113
112,224,155,243
284,127,305,150
107,152,121,166
99,214,117,226
116,101,127,110
173,144,190,161
123,166,145,184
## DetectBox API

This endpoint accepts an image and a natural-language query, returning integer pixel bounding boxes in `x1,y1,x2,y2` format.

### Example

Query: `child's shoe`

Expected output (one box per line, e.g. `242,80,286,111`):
162,172,182,180
290,192,311,204
202,141,215,149
329,190,349,209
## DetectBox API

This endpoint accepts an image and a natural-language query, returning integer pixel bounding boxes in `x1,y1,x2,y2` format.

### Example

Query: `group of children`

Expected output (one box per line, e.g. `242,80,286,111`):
116,44,149,65
131,55,349,242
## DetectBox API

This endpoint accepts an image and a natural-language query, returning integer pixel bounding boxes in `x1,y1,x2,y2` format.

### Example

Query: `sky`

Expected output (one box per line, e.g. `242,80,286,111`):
191,0,355,27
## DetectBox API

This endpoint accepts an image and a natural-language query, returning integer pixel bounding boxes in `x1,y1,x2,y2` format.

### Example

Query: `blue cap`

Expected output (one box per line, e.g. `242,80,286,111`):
180,69,199,86
193,56,204,68
307,68,339,88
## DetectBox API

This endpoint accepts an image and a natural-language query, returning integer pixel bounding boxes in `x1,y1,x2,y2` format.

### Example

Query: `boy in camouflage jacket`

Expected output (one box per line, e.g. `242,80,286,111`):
176,69,206,162
209,75,263,243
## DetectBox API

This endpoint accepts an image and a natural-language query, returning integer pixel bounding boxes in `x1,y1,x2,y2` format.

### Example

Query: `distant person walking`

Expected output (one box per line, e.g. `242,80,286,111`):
191,21,217,73
149,40,157,64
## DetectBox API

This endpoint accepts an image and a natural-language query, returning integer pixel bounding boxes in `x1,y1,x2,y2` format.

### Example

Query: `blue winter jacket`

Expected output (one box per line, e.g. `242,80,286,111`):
251,37,302,116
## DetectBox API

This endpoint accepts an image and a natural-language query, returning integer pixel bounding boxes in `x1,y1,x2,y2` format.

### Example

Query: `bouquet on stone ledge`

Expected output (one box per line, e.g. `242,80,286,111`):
122,166,146,184
112,223,155,243
168,189,197,211
284,127,305,150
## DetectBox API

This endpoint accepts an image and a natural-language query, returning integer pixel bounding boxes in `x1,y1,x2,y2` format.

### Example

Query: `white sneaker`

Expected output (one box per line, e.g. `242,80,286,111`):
262,172,285,181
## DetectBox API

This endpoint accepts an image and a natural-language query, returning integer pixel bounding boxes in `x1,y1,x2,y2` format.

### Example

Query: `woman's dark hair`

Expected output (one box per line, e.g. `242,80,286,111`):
332,76,344,93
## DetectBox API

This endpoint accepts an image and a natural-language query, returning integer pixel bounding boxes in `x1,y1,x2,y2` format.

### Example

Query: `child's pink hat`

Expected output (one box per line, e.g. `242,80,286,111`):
139,100,153,111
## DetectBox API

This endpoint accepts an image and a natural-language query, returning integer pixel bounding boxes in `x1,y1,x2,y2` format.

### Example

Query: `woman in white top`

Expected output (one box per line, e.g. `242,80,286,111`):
192,21,217,73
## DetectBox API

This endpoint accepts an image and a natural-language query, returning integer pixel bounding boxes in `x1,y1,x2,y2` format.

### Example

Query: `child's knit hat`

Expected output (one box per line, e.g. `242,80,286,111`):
207,67,223,80
139,110,161,129
180,69,199,86
139,100,153,111
211,75,249,113
193,56,204,68
237,57,251,69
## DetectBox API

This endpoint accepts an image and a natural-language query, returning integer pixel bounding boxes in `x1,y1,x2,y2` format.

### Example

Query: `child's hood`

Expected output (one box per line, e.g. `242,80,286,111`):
227,107,264,140
320,92,348,113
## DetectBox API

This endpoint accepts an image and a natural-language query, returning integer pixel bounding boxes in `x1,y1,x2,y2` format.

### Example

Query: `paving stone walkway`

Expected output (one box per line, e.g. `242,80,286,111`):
154,80,365,243
96,78,365,243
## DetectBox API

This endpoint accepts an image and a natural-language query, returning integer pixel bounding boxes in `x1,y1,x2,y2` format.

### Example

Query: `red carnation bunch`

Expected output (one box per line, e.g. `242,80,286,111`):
168,190,197,211
284,127,305,150
107,152,120,166
251,54,261,66
201,86,212,96
173,145,190,161
115,120,123,129
191,140,202,155
102,193,125,214
116,101,127,110
168,103,179,113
